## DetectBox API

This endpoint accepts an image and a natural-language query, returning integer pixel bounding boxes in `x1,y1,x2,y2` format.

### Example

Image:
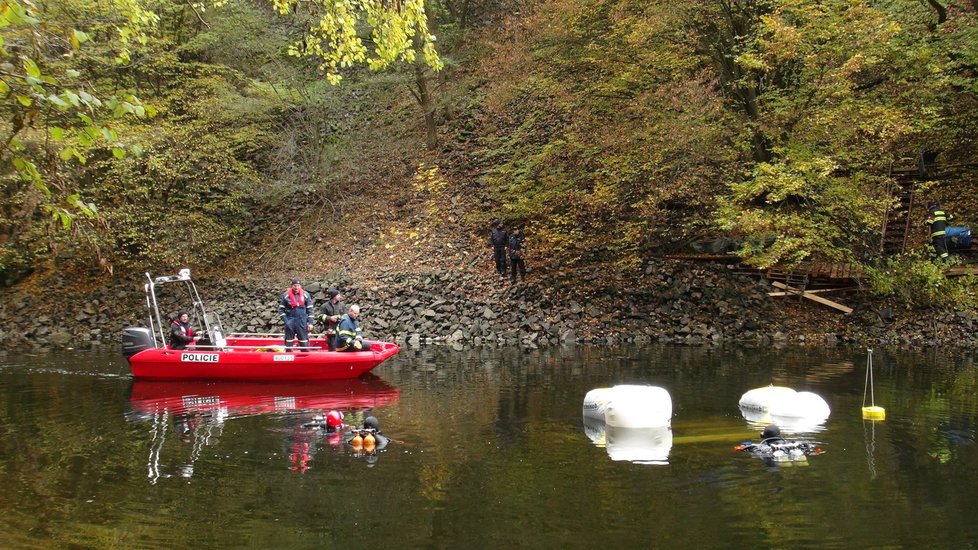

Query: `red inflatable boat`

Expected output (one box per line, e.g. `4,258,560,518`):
122,269,400,380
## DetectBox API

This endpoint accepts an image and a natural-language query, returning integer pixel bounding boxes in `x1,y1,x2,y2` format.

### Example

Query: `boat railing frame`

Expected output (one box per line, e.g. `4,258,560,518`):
184,344,328,352
226,331,339,339
144,268,224,350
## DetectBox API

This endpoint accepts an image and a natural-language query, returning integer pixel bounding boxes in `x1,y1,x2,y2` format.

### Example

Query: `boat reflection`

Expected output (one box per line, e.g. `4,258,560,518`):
126,375,399,482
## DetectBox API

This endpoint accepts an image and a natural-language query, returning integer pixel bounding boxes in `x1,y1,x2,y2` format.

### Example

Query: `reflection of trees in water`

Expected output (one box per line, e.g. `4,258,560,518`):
881,352,978,472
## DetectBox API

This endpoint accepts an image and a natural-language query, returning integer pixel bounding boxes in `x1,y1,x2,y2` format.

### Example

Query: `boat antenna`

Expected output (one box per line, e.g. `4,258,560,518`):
861,348,886,421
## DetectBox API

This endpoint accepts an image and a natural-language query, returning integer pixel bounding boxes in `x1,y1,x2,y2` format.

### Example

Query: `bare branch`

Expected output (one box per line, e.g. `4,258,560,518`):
186,0,210,29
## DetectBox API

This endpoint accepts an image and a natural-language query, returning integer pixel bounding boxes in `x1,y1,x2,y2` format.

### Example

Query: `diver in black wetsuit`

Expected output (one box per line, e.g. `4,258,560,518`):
735,424,824,464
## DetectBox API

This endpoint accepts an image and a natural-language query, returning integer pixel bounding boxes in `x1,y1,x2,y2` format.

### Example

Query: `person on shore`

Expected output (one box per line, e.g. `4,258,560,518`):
488,219,509,278
169,310,195,350
507,227,526,284
336,304,373,352
926,201,954,261
279,278,314,350
318,288,346,351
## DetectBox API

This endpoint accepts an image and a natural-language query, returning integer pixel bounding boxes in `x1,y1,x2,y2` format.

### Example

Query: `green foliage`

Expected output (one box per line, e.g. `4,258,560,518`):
267,0,442,83
0,0,160,282
710,0,978,267
472,0,978,275
0,0,444,285
717,153,886,268
477,0,742,270
866,253,977,309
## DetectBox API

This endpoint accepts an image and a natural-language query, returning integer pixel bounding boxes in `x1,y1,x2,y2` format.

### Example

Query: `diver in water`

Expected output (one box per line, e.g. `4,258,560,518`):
735,424,824,465
348,415,391,464
301,410,350,447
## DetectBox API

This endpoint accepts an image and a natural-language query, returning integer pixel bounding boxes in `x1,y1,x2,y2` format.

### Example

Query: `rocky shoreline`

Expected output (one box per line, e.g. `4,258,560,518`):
0,259,975,352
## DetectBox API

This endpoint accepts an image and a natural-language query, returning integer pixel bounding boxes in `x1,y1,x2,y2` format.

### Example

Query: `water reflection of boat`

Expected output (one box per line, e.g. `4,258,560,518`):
127,374,400,417
126,375,399,482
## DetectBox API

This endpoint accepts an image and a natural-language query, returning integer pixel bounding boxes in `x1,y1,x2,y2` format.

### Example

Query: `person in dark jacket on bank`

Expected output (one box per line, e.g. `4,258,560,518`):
489,220,508,277
170,310,195,350
926,201,954,261
508,228,526,283
318,288,346,351
279,278,314,350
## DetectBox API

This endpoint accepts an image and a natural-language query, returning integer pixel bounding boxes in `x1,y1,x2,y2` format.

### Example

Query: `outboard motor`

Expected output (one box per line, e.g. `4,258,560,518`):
122,327,155,358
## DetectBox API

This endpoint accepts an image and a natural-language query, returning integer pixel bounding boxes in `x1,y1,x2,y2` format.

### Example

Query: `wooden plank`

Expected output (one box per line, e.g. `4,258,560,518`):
771,281,854,314
664,253,740,261
945,264,978,277
767,286,857,297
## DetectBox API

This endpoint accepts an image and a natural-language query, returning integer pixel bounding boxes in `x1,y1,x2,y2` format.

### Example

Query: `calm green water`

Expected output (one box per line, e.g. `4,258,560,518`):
1,345,977,548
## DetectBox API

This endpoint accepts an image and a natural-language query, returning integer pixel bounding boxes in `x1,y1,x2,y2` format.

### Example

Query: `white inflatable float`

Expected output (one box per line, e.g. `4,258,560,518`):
583,385,672,428
738,386,830,432
582,385,673,464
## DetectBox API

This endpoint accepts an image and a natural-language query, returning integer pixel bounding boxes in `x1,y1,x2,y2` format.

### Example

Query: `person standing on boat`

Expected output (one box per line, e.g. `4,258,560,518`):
488,219,508,278
169,310,195,350
279,278,314,350
318,288,346,351
926,201,954,261
336,304,373,352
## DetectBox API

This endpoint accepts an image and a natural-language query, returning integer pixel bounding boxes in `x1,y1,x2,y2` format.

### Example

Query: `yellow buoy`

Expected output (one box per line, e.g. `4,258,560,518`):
861,349,885,421
862,406,886,420
351,433,363,450
363,432,376,452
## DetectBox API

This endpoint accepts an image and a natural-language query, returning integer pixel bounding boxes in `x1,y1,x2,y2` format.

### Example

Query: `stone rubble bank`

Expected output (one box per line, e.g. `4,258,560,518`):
0,260,975,352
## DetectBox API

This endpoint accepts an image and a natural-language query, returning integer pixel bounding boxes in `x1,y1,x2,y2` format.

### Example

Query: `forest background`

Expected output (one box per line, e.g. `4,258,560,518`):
2,0,978,315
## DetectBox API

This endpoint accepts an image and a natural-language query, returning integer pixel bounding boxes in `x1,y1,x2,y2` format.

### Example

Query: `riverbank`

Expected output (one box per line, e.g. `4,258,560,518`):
1,257,974,352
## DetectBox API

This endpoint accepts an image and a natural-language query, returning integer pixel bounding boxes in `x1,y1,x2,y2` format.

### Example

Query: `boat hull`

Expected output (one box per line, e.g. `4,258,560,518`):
128,337,399,380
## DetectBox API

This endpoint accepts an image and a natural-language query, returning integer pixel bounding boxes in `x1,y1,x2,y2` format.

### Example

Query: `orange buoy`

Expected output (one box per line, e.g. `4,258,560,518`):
351,433,363,449
363,432,376,452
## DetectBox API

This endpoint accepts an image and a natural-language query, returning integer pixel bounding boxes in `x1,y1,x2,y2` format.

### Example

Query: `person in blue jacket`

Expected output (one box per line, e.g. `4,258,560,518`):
336,304,373,352
278,278,314,350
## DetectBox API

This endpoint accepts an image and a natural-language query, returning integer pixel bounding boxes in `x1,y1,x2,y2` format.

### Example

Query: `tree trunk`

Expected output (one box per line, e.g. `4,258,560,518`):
699,0,773,163
926,0,947,25
460,0,471,30
413,63,438,150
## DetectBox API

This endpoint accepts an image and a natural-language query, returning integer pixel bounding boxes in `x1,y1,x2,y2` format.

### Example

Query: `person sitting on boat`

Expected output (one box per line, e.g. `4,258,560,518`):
734,424,824,464
318,288,346,351
336,304,373,352
278,278,314,350
169,310,195,350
